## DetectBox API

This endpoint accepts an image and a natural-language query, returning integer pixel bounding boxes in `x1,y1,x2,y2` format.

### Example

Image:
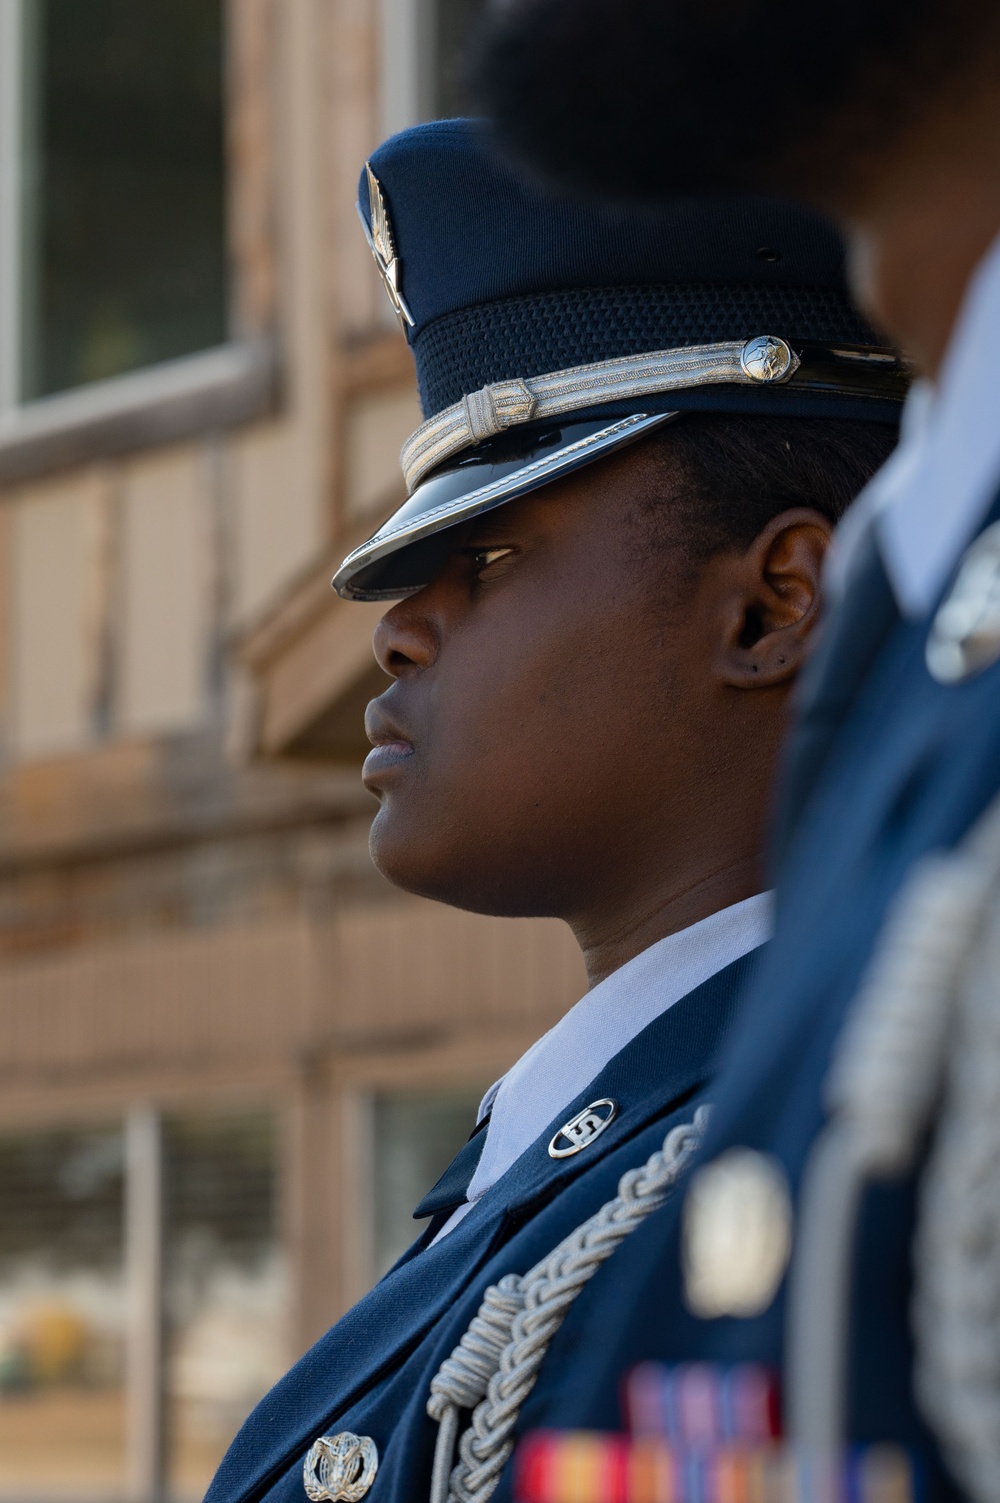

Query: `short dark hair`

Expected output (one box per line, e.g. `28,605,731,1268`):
629,414,896,561
471,0,1000,202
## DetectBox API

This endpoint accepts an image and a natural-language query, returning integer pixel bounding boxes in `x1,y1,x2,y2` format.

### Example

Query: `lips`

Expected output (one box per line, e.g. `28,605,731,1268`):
363,693,416,785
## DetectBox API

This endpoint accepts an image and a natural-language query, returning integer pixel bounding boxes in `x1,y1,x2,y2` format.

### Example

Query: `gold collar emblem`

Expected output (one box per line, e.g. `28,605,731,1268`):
360,164,414,329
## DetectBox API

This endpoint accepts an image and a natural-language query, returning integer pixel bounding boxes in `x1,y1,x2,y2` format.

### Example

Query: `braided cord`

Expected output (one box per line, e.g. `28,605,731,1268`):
788,786,1000,1503
913,851,1000,1503
427,1106,711,1503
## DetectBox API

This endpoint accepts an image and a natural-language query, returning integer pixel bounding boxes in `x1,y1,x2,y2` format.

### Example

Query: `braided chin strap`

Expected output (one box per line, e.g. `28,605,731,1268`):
788,787,1000,1503
426,1107,712,1503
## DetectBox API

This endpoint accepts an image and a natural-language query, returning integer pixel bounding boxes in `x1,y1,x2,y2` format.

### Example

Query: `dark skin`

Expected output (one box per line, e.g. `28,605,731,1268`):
363,441,830,988
822,76,1000,379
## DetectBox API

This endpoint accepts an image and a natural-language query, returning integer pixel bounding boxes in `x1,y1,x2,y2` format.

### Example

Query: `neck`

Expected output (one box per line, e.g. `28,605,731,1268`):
571,853,762,989
832,90,1000,379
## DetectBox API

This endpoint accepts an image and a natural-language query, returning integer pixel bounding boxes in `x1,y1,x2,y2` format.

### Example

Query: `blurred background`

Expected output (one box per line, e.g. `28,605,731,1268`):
0,3,587,1500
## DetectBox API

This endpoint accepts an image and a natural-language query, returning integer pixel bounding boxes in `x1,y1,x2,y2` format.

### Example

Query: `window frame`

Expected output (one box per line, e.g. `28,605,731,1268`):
0,0,279,488
0,1098,287,1503
378,0,435,142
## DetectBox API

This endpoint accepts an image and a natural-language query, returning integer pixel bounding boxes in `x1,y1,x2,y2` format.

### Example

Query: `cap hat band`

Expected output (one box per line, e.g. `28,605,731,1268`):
400,336,802,493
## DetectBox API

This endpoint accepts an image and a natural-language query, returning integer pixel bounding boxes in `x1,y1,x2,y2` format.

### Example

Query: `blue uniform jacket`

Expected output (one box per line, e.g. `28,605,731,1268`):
205,950,764,1503
519,502,1000,1499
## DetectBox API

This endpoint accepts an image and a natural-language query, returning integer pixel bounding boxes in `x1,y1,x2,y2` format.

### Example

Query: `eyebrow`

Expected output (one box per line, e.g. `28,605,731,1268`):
463,518,520,543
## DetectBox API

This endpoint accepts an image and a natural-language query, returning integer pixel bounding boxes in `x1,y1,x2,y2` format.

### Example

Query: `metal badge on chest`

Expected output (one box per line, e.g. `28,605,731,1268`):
548,1099,618,1158
303,1432,378,1503
681,1147,793,1319
927,520,1000,684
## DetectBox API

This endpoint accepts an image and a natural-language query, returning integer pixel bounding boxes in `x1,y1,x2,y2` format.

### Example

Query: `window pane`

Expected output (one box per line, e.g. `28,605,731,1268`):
164,1111,286,1503
433,0,488,118
0,1123,126,1502
20,0,227,400
373,1090,484,1278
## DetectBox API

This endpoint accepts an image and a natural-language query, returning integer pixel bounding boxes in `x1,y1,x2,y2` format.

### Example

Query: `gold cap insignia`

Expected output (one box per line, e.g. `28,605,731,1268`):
360,164,414,330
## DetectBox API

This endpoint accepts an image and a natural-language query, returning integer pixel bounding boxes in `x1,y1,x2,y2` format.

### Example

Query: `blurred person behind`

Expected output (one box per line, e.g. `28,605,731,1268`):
471,1,1000,1495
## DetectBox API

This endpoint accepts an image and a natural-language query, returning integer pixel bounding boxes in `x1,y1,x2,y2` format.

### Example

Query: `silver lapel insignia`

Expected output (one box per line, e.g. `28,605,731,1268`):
303,1432,379,1502
360,163,415,330
548,1098,618,1158
927,519,1000,684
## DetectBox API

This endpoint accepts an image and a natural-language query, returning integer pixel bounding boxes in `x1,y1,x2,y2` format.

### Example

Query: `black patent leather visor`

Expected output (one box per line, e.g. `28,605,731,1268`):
333,412,676,600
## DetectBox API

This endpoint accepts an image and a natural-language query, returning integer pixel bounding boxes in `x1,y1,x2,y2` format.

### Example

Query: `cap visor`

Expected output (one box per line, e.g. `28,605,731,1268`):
333,412,676,600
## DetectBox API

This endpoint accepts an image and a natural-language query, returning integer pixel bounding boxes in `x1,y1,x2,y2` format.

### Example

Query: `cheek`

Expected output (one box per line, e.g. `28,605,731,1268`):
437,614,645,778
402,610,663,840
369,613,649,902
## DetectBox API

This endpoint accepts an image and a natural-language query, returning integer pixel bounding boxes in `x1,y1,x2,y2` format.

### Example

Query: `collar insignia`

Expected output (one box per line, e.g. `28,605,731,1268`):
360,164,414,330
548,1098,618,1158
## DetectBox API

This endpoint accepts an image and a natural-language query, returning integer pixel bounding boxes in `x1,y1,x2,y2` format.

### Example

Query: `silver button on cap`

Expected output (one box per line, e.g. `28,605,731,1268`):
739,334,796,383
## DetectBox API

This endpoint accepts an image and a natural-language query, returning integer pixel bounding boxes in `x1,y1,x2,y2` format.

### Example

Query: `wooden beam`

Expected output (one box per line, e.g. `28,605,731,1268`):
258,594,386,756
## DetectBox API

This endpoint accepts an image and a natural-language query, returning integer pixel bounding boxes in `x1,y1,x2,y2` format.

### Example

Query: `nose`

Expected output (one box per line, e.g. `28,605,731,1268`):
372,591,440,679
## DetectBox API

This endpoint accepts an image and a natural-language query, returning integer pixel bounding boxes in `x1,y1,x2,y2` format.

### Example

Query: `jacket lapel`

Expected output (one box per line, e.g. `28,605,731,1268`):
206,947,764,1503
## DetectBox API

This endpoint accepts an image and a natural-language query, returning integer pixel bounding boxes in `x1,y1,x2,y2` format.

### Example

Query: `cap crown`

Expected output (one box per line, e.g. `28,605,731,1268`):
360,119,880,419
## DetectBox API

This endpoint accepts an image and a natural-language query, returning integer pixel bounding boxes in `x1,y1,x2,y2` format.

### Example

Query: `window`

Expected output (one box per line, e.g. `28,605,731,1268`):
372,1089,484,1278
0,0,271,485
432,0,489,119
379,0,489,140
0,1123,127,1502
165,1112,286,1502
5,0,226,406
0,1107,285,1503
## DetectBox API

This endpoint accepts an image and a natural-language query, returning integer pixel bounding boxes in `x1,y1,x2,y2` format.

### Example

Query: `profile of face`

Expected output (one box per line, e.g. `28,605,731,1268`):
362,440,830,942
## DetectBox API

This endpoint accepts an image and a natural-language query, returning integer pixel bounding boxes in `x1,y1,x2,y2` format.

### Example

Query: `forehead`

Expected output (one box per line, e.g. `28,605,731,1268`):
460,438,675,541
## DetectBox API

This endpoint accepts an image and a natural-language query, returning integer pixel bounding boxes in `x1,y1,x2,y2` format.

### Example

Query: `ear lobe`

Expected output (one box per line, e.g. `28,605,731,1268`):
717,509,833,689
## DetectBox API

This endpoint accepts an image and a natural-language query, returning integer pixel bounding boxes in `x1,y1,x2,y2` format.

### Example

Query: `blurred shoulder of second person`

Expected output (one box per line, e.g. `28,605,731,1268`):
473,3,1000,1498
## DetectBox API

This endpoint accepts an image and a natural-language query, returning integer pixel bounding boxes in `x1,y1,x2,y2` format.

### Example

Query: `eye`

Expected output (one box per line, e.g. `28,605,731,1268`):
467,546,516,576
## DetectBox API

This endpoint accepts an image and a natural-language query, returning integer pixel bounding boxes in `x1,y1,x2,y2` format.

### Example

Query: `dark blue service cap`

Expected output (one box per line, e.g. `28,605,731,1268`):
334,118,905,601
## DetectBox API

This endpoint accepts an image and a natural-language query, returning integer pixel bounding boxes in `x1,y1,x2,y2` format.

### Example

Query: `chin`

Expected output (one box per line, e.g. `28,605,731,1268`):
368,807,466,905
367,808,550,917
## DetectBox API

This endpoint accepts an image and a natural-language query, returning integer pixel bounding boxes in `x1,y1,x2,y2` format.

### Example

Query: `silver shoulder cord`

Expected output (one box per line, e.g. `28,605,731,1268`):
788,786,1000,1503
425,1106,712,1503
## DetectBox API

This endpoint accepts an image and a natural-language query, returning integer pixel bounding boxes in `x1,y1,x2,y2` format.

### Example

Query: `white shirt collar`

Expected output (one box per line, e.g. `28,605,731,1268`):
826,226,1000,619
432,892,773,1242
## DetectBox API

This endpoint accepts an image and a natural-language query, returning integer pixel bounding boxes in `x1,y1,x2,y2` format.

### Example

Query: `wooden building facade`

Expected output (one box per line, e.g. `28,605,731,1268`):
0,4,585,1499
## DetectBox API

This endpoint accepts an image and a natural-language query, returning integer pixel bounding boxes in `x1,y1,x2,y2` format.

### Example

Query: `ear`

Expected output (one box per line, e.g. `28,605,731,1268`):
715,508,833,688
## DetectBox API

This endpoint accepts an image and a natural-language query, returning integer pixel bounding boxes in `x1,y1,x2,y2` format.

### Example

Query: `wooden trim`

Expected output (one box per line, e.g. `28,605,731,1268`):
236,549,347,673
337,331,412,395
226,0,280,341
0,0,22,416
235,515,398,761
0,339,280,488
124,1108,166,1503
258,595,386,756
